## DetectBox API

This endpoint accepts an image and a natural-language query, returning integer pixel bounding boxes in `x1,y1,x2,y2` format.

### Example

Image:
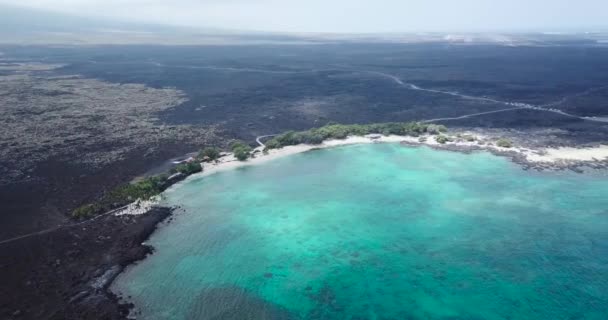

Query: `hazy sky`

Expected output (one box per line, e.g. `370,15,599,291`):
3,0,608,33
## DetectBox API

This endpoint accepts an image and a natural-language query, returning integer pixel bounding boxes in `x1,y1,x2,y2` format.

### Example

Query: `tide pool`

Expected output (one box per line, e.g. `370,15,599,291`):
112,144,608,320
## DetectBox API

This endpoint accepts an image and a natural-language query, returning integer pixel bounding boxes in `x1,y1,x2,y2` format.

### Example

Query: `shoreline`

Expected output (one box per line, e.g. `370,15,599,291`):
185,134,608,183
111,132,608,218
0,205,174,320
115,130,608,219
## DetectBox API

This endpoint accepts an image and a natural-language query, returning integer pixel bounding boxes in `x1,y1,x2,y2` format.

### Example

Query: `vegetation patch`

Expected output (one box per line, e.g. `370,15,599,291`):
265,122,438,149
496,138,513,148
230,140,253,161
72,175,168,219
171,162,202,175
73,162,203,219
198,147,220,161
435,135,452,144
461,134,477,142
426,124,448,134
72,122,446,219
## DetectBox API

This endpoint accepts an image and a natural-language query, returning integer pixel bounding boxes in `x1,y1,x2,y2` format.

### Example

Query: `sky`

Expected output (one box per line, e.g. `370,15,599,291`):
2,0,608,33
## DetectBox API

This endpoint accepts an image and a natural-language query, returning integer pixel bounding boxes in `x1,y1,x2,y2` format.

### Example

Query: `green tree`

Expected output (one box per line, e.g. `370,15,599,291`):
427,124,448,134
72,203,101,219
172,162,202,175
199,147,220,161
72,175,169,219
496,138,513,148
265,139,282,149
435,135,451,144
461,134,476,142
229,140,249,150
262,122,447,149
233,146,251,161
229,140,252,161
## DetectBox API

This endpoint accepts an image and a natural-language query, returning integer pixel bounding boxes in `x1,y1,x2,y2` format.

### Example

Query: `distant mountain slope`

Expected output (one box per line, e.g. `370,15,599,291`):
0,4,278,45
1,5,160,33
1,4,606,46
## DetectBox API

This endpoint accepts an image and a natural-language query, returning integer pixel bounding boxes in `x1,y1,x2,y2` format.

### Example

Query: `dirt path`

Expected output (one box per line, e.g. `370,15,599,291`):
365,70,608,123
255,134,277,148
0,204,130,245
420,107,528,123
147,61,608,124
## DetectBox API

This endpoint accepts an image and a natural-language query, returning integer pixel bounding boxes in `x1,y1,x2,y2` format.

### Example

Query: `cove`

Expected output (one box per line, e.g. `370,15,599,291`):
112,143,608,320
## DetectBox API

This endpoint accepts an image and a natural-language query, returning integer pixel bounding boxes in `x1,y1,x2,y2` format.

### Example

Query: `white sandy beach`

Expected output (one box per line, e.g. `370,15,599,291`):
523,145,608,163
115,133,607,216
197,135,407,179
198,134,608,178
185,133,608,180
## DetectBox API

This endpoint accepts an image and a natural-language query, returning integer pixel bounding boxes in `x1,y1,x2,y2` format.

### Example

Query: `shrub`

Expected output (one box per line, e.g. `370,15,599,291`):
107,176,166,203
306,132,325,144
461,134,476,142
427,124,448,134
265,139,282,149
71,175,168,219
230,140,249,150
72,203,101,219
496,138,513,148
228,140,253,161
198,147,220,161
273,131,302,146
435,135,451,144
172,162,202,175
233,146,251,161
264,122,438,149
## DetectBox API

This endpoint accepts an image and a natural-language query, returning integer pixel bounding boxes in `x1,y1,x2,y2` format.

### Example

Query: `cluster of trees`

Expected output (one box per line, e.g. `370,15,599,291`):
426,124,448,135
460,134,476,142
265,122,446,149
230,140,253,161
198,147,220,161
171,162,203,175
72,141,256,218
73,140,260,219
198,143,254,162
435,135,453,144
73,122,451,218
72,175,167,219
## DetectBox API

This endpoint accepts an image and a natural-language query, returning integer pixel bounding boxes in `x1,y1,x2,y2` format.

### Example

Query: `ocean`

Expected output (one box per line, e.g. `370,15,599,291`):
112,143,608,320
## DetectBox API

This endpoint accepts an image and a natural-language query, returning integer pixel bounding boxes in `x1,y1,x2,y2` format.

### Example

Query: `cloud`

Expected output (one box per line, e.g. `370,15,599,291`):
1,0,607,33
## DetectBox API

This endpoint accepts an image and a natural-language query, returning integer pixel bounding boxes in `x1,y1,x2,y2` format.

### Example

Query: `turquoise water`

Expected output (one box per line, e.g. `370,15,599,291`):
112,144,608,320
